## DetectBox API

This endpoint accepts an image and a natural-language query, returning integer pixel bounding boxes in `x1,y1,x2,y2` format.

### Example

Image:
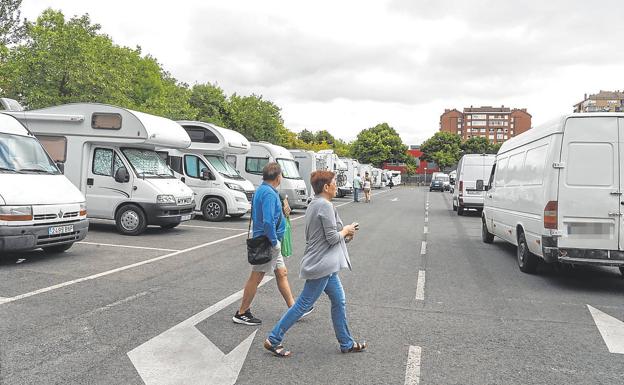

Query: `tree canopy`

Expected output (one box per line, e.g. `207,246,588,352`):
351,123,407,167
419,132,462,170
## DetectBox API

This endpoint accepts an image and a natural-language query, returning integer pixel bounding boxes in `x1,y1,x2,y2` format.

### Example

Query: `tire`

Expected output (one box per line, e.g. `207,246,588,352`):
452,199,457,211
619,267,624,276
160,223,179,230
481,219,494,243
517,231,538,274
457,204,464,216
202,197,226,222
230,213,245,218
115,204,148,235
42,243,73,253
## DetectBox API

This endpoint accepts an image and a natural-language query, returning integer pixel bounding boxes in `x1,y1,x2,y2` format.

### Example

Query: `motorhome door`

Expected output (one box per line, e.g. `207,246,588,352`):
87,147,134,219
183,154,217,192
558,117,620,251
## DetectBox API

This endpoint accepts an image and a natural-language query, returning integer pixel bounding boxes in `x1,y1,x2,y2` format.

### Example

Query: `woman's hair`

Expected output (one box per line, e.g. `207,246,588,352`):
311,170,335,195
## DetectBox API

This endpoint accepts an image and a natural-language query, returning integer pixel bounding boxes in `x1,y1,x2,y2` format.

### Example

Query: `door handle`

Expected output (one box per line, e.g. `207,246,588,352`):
87,178,94,186
487,194,493,199
610,191,622,196
608,212,622,216
181,177,185,183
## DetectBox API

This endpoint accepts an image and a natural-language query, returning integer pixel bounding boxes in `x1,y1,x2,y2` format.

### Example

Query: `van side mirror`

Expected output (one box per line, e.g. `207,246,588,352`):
484,185,490,191
56,162,65,174
476,179,484,191
114,166,130,183
201,168,214,181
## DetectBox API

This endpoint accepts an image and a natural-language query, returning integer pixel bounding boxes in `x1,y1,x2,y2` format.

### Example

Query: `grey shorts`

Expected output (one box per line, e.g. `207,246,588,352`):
251,254,286,274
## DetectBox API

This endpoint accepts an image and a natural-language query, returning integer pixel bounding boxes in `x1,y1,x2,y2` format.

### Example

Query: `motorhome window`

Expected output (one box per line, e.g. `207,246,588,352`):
36,135,67,162
186,127,219,143
93,148,114,176
0,133,59,174
113,153,125,176
277,158,302,179
168,156,183,174
184,155,209,179
122,148,174,178
205,155,242,179
92,113,122,130
245,157,269,174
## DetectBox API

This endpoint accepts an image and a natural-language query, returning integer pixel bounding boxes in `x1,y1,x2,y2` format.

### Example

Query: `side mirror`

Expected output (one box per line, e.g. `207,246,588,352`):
56,161,65,174
484,185,490,191
476,179,484,191
114,166,130,183
201,168,214,181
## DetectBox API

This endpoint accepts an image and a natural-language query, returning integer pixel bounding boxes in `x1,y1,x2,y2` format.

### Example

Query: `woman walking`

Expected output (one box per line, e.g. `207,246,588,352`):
363,171,372,203
264,170,367,357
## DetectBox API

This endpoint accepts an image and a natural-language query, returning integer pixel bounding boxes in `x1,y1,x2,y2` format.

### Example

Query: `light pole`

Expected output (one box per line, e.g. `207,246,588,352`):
424,167,427,186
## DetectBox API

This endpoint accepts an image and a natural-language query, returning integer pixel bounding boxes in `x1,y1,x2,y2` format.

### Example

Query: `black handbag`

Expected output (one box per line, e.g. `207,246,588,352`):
246,205,281,265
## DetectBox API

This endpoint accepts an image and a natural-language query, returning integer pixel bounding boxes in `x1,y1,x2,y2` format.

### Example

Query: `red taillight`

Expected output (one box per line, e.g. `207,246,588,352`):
544,201,558,229
458,181,464,196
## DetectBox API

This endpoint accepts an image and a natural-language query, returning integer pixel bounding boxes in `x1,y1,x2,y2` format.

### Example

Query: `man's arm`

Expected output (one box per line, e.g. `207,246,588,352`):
262,195,279,246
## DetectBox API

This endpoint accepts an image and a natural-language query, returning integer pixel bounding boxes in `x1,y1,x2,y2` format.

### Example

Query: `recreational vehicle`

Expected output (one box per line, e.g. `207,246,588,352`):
232,142,308,209
7,103,195,235
0,110,88,254
371,168,384,189
389,170,402,186
291,150,317,198
452,154,496,215
316,150,352,197
482,113,624,275
163,121,255,222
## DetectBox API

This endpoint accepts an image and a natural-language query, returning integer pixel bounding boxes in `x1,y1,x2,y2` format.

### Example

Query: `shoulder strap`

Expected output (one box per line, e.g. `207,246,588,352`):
247,204,253,239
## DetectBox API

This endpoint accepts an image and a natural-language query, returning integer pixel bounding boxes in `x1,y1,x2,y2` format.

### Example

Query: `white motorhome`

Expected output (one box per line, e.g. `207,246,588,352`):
482,113,624,275
389,170,402,186
7,103,195,235
452,154,496,215
291,150,317,198
340,158,360,188
371,168,384,188
316,150,352,197
163,121,255,222
232,142,308,209
0,111,88,254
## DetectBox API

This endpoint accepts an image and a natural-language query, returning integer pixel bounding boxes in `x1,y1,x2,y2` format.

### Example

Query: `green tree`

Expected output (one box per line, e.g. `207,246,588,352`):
405,163,417,177
351,122,407,167
0,0,23,45
297,129,315,143
420,131,462,170
461,136,490,154
314,130,335,145
226,93,283,142
189,82,228,125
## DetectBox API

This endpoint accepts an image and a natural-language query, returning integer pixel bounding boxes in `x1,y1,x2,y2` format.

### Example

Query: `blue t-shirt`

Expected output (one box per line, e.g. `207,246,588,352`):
252,182,286,246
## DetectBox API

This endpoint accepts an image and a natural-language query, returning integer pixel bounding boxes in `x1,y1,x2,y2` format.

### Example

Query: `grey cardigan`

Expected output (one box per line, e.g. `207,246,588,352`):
299,197,351,280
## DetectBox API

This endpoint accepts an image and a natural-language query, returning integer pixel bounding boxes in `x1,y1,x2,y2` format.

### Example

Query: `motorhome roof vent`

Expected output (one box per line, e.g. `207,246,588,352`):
0,98,24,111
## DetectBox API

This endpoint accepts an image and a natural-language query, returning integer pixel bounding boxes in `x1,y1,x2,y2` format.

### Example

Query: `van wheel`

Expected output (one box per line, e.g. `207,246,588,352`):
160,223,179,230
457,205,464,216
230,213,245,218
116,204,147,236
202,198,226,222
452,201,457,211
482,219,494,244
517,231,538,274
42,243,73,253
619,267,624,277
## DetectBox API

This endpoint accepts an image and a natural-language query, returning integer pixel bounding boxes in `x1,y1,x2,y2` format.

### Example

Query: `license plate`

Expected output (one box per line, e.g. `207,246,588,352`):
467,190,481,195
181,214,192,221
48,225,74,236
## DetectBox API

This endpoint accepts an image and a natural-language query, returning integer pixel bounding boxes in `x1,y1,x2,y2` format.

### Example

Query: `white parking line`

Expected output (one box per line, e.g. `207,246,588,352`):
415,270,426,301
0,232,249,306
77,241,179,252
420,241,427,255
423,226,428,234
404,345,422,385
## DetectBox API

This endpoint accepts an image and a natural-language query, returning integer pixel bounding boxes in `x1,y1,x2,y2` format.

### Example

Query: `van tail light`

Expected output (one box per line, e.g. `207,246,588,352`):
544,201,558,229
458,181,464,196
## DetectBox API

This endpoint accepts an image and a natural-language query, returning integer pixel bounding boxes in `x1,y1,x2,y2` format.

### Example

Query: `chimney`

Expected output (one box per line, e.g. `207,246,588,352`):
584,93,587,100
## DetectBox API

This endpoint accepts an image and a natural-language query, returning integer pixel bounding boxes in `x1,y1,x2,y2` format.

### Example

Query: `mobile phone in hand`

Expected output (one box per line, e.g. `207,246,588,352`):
353,222,360,230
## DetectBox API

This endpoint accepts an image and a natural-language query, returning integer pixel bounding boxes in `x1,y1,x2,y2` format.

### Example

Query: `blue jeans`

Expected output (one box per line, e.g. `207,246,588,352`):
268,273,355,351
353,188,360,202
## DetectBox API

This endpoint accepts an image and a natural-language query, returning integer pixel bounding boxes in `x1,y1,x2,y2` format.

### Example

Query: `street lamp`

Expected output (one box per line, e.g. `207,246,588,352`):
424,167,427,185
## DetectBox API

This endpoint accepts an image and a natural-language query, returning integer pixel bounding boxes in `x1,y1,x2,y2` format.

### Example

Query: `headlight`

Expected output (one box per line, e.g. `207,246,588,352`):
225,182,244,192
0,205,33,221
79,202,87,217
157,194,176,204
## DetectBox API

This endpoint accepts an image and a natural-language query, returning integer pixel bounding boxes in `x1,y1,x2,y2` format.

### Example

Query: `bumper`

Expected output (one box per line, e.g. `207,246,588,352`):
338,187,353,195
459,196,484,208
228,192,252,214
285,190,309,209
548,247,624,267
0,219,89,253
138,203,195,226
429,186,444,191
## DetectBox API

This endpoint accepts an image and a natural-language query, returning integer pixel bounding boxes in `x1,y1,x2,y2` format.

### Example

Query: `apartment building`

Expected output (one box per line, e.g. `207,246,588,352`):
574,90,624,112
440,105,532,143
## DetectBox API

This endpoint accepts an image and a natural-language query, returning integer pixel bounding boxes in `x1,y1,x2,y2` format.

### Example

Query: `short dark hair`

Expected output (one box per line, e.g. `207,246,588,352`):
311,170,335,194
262,162,282,181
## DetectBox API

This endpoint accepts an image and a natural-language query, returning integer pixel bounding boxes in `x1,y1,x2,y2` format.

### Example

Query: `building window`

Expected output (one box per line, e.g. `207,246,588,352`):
457,130,462,135
472,114,487,120
480,128,486,133
457,123,461,128
488,135,494,139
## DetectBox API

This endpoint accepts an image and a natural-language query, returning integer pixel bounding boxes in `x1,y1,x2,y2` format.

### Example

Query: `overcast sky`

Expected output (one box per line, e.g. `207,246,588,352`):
21,0,624,145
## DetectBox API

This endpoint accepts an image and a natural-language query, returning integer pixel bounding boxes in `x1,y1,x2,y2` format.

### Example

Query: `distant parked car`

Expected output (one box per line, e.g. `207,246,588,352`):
429,179,444,192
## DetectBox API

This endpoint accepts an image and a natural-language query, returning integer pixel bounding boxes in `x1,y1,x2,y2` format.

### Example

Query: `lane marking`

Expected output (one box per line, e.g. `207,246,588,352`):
178,224,248,231
588,305,624,354
77,241,179,252
0,232,249,306
423,226,428,234
415,270,426,301
128,276,274,385
420,241,427,255
404,345,422,385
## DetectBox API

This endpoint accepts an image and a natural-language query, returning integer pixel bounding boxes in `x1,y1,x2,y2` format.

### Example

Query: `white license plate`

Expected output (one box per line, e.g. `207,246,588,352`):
181,214,192,221
467,190,481,195
48,225,74,236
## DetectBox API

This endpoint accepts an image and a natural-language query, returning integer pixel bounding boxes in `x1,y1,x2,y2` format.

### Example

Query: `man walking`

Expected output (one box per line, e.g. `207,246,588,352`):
233,162,296,325
353,172,362,202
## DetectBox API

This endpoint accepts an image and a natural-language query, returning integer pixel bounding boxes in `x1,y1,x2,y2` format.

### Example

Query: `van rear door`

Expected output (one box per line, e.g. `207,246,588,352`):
558,117,620,250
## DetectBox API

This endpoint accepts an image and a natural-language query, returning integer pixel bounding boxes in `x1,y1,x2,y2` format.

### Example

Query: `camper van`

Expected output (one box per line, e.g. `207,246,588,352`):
452,154,496,215
163,121,255,222
7,103,195,235
316,150,352,197
371,168,384,189
482,113,624,275
340,158,360,189
0,111,88,254
389,170,402,186
291,150,317,199
232,142,308,209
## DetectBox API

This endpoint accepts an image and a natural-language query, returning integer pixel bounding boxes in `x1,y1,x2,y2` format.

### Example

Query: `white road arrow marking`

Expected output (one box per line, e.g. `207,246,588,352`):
391,197,399,202
587,305,624,354
128,276,273,385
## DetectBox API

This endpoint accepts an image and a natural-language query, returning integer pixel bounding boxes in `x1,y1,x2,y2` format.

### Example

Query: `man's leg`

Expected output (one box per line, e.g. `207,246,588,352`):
238,271,266,315
275,266,295,308
354,188,359,202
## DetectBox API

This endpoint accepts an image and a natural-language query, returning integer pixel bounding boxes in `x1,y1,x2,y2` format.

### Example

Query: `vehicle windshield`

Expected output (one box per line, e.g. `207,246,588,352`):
435,176,449,182
0,133,59,174
205,155,244,180
121,148,174,178
277,158,302,179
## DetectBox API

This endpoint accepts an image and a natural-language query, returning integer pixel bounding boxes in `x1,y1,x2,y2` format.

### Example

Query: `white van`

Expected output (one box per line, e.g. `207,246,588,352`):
163,121,255,222
291,150,317,198
232,142,308,209
372,168,384,188
0,111,88,254
389,170,402,186
482,113,624,275
7,103,195,235
452,154,496,215
316,150,352,197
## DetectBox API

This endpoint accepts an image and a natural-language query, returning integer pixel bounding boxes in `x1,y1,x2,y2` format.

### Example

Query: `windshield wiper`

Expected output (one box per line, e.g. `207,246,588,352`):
19,168,53,174
0,166,18,173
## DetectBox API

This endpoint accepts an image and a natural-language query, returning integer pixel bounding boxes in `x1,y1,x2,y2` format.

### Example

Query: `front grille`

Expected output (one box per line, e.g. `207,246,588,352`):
34,214,57,221
37,231,81,246
63,211,79,218
297,189,307,196
246,191,254,202
165,207,194,216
